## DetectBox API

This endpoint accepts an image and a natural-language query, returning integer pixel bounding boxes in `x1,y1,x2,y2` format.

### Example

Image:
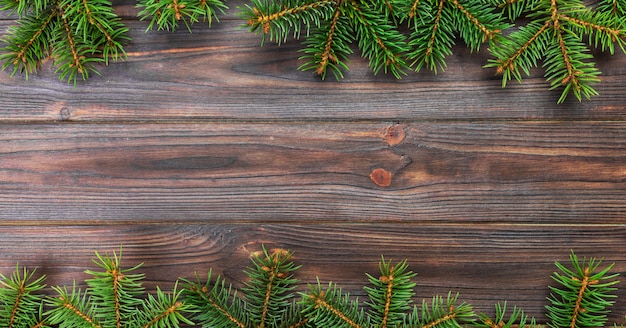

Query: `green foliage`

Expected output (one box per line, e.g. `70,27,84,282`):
240,0,410,79
395,0,511,73
0,266,48,328
0,0,225,82
402,292,476,328
302,279,368,327
546,250,619,328
137,0,227,32
0,0,128,84
181,269,249,327
2,0,626,103
300,257,475,328
0,248,622,328
477,302,536,328
240,0,626,102
182,246,304,328
486,0,626,103
242,248,301,327
364,258,416,327
45,249,194,328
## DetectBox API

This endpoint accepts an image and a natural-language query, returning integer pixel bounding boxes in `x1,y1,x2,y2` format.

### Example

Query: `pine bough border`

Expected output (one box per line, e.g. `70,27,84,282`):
0,247,622,328
1,0,626,103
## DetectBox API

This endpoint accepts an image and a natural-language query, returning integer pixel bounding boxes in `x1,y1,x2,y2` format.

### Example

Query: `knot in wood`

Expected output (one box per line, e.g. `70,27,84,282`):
59,107,71,121
382,124,406,146
370,168,392,187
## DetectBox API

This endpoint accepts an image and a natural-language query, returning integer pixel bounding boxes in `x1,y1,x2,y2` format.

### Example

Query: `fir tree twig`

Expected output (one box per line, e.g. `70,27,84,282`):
45,249,193,328
546,250,620,328
0,265,48,328
396,0,510,73
0,0,128,84
240,0,410,79
477,302,537,328
182,246,303,328
486,0,626,103
136,0,227,32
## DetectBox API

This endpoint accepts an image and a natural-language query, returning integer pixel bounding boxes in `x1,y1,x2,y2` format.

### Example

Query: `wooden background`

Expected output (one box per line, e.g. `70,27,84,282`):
1,0,626,324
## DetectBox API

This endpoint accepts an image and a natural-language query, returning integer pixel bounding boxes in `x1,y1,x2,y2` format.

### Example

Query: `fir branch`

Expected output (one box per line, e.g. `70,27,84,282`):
132,284,195,328
46,249,192,328
84,250,145,328
544,27,601,103
0,7,57,79
0,247,624,328
301,280,368,328
364,258,416,328
0,265,47,328
477,302,537,328
546,251,620,328
278,300,313,328
486,0,626,103
243,0,409,79
0,0,128,83
402,0,509,73
403,292,476,328
561,8,626,53
243,247,301,328
58,0,128,63
298,3,352,79
55,5,92,83
595,0,626,18
182,269,249,328
182,246,302,328
46,284,100,328
239,0,336,45
136,0,227,32
348,0,409,78
0,0,47,17
486,0,541,21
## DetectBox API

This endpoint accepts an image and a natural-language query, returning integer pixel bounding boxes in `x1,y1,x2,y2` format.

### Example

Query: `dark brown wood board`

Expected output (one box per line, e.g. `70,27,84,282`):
1,0,626,325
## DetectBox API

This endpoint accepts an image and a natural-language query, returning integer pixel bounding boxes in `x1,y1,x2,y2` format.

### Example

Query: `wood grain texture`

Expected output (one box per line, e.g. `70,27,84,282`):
0,122,624,224
1,224,626,323
1,0,626,324
1,17,626,121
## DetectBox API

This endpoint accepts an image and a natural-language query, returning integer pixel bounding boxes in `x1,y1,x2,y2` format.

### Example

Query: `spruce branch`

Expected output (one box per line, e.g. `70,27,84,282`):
402,292,476,328
301,257,473,328
131,284,195,328
136,0,227,32
396,0,510,73
486,0,626,103
46,284,99,328
243,247,301,328
0,248,624,328
364,258,416,328
240,0,337,45
182,246,303,328
278,300,312,328
0,265,48,328
0,0,128,83
302,280,368,328
484,0,541,21
83,250,145,327
240,0,410,79
546,251,620,328
595,0,626,19
182,269,249,327
45,249,193,328
0,7,57,80
477,302,537,328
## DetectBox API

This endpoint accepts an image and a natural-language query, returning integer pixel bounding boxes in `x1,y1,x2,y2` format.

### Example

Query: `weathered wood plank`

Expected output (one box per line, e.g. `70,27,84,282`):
1,17,625,121
1,122,624,224
0,224,625,322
